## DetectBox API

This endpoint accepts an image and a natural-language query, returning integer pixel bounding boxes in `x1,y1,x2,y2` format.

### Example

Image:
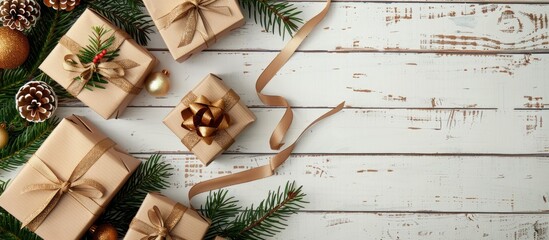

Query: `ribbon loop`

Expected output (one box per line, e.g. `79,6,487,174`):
156,0,232,47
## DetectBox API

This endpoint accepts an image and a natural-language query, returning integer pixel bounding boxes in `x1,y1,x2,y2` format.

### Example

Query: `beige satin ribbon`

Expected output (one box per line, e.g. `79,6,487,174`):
129,204,188,240
59,30,140,97
21,138,116,231
188,0,343,202
156,0,232,47
180,90,239,151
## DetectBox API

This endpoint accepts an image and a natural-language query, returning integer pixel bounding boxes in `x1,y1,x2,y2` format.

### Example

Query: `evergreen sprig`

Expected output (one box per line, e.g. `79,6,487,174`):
98,154,173,235
88,0,154,45
200,181,308,240
239,0,303,38
0,180,41,240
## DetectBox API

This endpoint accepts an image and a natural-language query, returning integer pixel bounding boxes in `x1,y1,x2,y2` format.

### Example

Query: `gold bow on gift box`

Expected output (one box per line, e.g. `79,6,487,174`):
21,138,116,231
181,95,231,145
179,89,240,151
156,0,232,47
129,204,188,240
59,28,141,97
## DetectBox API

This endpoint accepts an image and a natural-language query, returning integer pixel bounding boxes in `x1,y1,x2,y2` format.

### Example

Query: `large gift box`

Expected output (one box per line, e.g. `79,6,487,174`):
124,193,210,240
0,115,141,240
144,0,245,62
163,74,255,165
39,9,157,119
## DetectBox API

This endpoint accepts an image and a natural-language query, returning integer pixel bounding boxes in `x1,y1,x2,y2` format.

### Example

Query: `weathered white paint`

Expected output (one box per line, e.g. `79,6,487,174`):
54,107,548,154
130,154,549,212
145,3,549,52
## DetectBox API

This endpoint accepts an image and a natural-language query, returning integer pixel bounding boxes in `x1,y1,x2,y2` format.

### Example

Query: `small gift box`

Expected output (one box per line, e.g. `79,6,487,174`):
39,9,157,119
0,115,141,240
124,193,210,240
163,74,255,165
143,0,245,62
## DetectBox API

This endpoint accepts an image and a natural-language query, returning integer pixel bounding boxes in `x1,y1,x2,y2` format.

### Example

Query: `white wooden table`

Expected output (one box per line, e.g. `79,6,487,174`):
54,0,549,239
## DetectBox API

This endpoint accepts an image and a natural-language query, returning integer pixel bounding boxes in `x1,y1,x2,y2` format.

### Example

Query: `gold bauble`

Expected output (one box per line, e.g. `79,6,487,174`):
145,70,171,97
0,125,7,149
0,27,30,69
89,223,118,240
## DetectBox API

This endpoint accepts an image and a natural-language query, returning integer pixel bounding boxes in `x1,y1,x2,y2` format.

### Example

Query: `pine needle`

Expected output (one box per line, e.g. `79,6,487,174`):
98,154,173,235
239,0,303,38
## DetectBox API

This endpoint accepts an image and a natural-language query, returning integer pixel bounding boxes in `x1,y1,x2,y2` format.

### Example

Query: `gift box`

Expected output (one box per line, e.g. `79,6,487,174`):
0,115,141,240
163,74,255,165
124,193,210,240
39,9,157,119
144,0,245,62
164,74,255,165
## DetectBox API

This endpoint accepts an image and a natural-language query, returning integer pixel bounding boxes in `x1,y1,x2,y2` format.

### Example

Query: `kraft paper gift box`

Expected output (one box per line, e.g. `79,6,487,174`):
39,9,157,119
124,193,210,240
143,0,245,62
163,74,255,165
0,115,141,240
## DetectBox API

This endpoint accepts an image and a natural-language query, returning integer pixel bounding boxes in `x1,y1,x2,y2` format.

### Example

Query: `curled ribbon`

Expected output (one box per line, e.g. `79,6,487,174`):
59,30,141,97
129,204,187,240
21,138,116,231
188,0,344,202
156,0,232,47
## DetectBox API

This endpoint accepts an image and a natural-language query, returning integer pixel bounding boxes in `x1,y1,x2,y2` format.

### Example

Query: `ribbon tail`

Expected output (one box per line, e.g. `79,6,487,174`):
21,190,62,231
255,0,333,150
189,102,344,203
179,10,198,47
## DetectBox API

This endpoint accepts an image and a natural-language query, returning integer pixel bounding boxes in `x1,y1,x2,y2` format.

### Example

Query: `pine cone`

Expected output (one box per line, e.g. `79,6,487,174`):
0,0,41,31
43,0,79,11
16,81,57,123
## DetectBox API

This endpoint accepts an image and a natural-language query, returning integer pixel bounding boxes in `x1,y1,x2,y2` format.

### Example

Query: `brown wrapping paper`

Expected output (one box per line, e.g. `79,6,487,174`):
124,193,210,240
163,74,255,165
39,9,157,119
0,115,141,240
143,0,244,62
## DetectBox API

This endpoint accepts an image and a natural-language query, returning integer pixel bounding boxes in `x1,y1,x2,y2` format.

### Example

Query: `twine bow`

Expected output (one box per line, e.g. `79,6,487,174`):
156,0,232,47
129,204,187,240
181,95,231,145
21,138,116,231
59,30,141,97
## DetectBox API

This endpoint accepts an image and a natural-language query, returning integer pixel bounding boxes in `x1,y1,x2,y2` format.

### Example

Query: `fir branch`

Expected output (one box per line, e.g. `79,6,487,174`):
200,190,241,240
0,116,59,172
202,181,308,240
99,154,173,235
88,0,154,45
239,0,303,38
0,181,41,240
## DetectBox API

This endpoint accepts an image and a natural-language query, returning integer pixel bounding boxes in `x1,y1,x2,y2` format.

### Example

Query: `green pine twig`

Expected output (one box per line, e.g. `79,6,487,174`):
201,181,308,240
0,181,41,240
98,154,173,235
239,0,303,38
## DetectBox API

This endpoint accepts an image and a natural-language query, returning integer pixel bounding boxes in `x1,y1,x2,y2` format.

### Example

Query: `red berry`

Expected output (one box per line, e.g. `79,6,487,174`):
102,49,107,54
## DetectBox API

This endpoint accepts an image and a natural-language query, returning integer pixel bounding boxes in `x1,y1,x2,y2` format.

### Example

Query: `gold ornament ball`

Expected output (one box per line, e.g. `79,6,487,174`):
0,27,30,69
90,223,118,240
0,126,7,149
145,70,171,97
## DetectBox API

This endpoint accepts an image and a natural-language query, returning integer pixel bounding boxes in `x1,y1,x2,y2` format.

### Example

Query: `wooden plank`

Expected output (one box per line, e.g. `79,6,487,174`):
146,3,549,52
275,212,549,240
55,107,549,154
112,51,549,110
139,154,549,212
